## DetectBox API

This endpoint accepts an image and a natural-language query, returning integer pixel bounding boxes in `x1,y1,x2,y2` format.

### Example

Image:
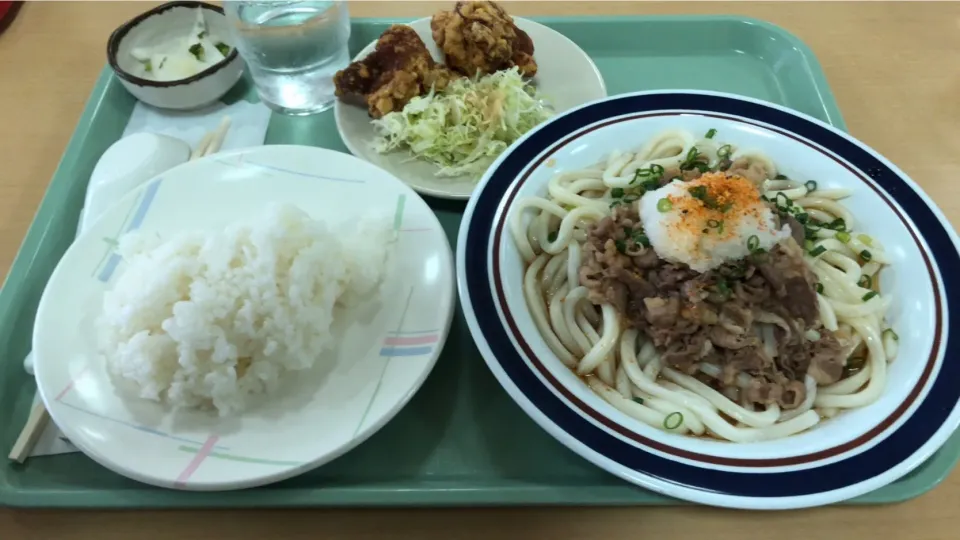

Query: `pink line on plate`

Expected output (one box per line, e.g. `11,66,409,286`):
55,368,89,402
174,435,219,488
383,334,439,346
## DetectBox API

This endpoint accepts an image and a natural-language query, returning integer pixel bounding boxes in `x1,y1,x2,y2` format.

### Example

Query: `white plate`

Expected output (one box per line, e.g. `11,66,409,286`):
33,146,455,491
334,17,607,200
457,90,960,509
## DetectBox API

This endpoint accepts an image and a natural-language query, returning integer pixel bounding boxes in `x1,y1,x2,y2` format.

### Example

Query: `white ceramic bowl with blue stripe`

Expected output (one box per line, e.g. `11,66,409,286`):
456,90,960,509
33,146,455,490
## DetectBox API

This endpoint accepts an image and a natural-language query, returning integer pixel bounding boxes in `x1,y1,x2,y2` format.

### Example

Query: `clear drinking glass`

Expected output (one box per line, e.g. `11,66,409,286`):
223,0,351,116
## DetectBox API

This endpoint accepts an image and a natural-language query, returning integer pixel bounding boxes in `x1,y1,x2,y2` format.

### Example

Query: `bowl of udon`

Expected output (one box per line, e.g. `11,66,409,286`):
456,90,960,509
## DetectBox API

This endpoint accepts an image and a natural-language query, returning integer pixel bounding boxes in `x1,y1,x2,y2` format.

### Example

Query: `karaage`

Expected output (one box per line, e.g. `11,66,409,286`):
334,25,458,118
430,1,537,78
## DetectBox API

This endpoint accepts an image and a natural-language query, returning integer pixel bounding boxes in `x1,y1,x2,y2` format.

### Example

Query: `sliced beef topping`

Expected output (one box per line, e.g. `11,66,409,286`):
577,204,846,408
755,239,819,325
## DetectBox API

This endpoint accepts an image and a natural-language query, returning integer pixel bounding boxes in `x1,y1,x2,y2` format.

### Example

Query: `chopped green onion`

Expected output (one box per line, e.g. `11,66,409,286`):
858,234,874,247
795,212,809,224
679,147,701,170
816,283,824,294
611,187,624,198
690,161,711,173
775,192,793,208
775,173,789,180
836,231,851,243
717,144,732,159
882,329,899,341
827,218,847,231
805,180,818,192
142,59,153,73
705,128,717,139
642,179,660,191
858,274,873,289
746,235,760,252
632,164,666,182
215,42,231,57
804,239,815,251
197,30,208,39
689,185,708,200
547,231,558,243
663,412,684,430
862,291,879,301
714,280,731,299
615,239,627,253
633,232,650,247
860,250,873,262
633,397,645,404
847,356,867,370
609,200,622,208
657,198,673,212
810,245,827,257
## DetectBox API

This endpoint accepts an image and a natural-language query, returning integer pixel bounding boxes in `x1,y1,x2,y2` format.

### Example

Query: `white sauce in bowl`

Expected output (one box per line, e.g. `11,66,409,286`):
130,8,232,82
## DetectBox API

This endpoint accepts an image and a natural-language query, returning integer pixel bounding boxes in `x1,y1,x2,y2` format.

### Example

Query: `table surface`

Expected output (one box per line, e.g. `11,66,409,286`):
2,1,959,538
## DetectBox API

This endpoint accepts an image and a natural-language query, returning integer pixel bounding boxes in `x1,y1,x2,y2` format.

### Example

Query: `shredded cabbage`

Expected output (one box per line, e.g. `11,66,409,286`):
371,67,554,178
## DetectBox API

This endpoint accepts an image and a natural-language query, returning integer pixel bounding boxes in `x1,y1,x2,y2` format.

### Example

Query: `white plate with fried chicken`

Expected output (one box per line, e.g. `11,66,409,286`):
333,1,606,200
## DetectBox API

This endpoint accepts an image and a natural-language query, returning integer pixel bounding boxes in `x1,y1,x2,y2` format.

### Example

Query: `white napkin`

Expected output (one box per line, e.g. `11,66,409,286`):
26,98,272,457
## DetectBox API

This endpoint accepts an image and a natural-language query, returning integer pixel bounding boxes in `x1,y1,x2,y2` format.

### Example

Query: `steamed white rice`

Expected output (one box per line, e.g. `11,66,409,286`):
97,203,392,416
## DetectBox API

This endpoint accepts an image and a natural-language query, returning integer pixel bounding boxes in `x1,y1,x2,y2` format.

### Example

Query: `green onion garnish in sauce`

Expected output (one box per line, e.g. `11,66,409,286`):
816,283,824,294
717,144,732,159
705,128,717,139
657,198,673,212
810,245,827,257
633,232,650,247
858,274,873,289
747,235,760,251
860,249,873,262
882,328,899,341
611,187,624,198
805,180,818,192
188,43,205,61
862,291,879,301
215,42,231,57
836,231,851,243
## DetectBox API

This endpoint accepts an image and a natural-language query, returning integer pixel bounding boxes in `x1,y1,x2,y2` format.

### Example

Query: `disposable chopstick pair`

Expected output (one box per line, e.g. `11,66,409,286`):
190,116,232,161
7,116,233,463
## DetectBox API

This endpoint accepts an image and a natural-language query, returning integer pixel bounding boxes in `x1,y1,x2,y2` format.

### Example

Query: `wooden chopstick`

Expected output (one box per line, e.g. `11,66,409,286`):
8,116,234,463
189,115,232,161
8,401,50,463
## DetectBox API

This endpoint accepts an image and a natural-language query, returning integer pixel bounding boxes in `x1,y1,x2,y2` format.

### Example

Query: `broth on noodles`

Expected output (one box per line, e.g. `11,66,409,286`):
510,128,898,442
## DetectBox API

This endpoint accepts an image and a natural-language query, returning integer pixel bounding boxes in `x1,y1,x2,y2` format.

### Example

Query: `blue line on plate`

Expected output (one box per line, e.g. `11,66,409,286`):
378,346,433,357
240,159,366,184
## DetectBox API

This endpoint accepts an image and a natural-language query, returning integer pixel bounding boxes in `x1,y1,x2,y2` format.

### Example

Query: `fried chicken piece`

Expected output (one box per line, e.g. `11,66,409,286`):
430,1,537,78
334,25,458,118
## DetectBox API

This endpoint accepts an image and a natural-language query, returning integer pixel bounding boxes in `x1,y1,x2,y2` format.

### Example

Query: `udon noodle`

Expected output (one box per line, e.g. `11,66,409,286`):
510,128,898,442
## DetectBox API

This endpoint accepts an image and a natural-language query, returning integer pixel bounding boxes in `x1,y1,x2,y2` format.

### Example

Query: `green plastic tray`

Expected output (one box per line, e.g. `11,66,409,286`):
2,15,958,508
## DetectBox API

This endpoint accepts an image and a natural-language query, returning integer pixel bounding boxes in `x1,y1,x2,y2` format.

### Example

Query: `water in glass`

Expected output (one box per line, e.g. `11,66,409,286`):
224,0,351,115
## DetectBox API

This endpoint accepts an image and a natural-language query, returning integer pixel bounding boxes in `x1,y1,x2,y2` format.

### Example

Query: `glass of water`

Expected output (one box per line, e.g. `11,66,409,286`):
223,0,351,116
